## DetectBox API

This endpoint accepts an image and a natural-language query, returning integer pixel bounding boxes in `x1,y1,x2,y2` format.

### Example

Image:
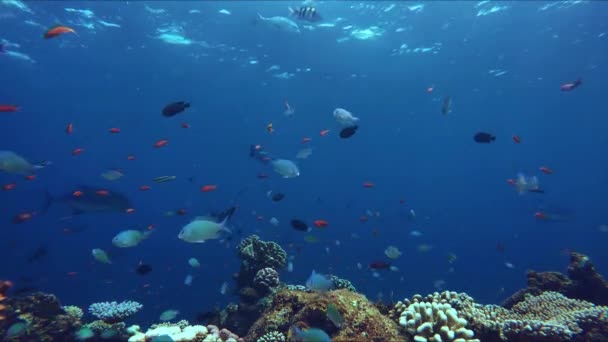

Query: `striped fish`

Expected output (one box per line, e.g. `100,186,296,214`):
289,6,322,22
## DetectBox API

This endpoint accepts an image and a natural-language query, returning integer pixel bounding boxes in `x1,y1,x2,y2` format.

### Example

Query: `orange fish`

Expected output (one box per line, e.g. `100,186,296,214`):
0,104,18,112
72,190,83,197
108,127,120,134
71,148,84,156
539,166,553,175
534,212,547,220
267,122,274,134
506,179,516,186
12,211,34,224
95,190,109,196
301,137,312,144
201,185,217,192
257,173,269,179
139,185,151,191
362,182,374,188
125,208,136,214
154,139,168,148
512,135,521,143
320,129,330,136
359,215,368,222
426,86,434,93
66,271,78,277
24,175,36,181
127,155,136,161
313,220,328,228
66,122,73,135
3,183,16,191
256,215,264,221
181,123,190,128
147,224,156,231
44,25,76,39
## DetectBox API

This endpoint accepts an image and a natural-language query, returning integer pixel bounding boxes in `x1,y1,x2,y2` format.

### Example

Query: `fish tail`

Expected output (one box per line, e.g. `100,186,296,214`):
41,190,53,215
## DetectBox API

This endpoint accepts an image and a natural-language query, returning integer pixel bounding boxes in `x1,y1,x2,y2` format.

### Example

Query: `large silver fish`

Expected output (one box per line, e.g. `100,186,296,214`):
44,186,132,215
256,13,300,34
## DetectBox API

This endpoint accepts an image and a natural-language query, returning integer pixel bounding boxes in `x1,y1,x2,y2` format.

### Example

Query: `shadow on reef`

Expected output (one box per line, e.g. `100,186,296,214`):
2,242,608,341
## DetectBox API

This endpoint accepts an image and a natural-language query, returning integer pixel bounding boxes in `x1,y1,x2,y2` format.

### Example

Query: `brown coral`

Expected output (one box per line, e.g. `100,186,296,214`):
503,251,608,308
246,288,403,342
0,292,81,340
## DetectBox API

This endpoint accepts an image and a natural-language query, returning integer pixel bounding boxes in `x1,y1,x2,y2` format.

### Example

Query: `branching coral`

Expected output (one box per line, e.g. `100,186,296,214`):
88,300,142,323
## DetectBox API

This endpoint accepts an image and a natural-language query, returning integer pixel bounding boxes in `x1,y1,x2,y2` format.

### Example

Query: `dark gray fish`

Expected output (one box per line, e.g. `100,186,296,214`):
162,101,190,117
44,186,132,215
289,6,322,22
135,263,152,275
339,125,358,139
271,192,285,202
473,132,496,143
441,96,452,115
291,219,309,232
27,245,47,263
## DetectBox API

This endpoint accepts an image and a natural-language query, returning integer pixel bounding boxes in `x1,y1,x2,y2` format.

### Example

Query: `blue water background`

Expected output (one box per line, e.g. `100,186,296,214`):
1,1,607,327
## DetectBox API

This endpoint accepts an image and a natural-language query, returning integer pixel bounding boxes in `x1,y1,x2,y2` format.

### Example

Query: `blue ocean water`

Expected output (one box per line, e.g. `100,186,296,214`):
1,0,607,328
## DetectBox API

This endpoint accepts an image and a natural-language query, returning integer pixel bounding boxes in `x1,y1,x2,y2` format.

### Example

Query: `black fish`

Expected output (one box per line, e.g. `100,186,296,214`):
27,245,48,263
289,6,322,22
162,101,190,117
44,186,131,215
441,96,452,115
473,132,496,143
339,125,358,139
271,192,285,202
216,206,237,222
135,263,152,275
290,219,309,231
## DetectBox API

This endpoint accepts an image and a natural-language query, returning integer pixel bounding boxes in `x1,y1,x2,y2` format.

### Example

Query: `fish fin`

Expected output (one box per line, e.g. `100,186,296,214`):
72,208,84,215
288,7,296,15
257,13,265,21
41,190,54,215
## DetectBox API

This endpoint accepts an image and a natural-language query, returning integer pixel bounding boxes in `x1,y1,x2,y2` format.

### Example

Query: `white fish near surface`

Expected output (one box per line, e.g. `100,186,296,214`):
333,108,359,127
271,159,300,178
0,151,45,175
178,216,231,243
257,13,300,33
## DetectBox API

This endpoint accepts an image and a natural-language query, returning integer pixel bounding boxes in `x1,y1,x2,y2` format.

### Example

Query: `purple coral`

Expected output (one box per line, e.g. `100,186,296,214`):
253,267,280,292
88,300,142,323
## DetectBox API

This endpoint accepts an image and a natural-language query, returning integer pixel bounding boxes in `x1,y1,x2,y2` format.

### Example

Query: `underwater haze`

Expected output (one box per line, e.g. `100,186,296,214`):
1,0,607,330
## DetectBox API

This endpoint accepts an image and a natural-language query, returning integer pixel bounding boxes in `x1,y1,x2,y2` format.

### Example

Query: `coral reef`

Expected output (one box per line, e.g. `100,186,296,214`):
127,320,243,342
236,235,287,288
329,275,357,292
393,292,479,342
0,292,81,340
503,251,608,308
89,300,143,323
253,267,280,294
246,288,403,341
393,290,608,342
84,319,128,339
256,330,286,342
62,305,83,321
0,280,11,322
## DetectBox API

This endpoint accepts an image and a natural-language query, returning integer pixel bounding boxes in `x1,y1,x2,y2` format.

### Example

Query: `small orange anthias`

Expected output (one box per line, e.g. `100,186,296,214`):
0,280,12,321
